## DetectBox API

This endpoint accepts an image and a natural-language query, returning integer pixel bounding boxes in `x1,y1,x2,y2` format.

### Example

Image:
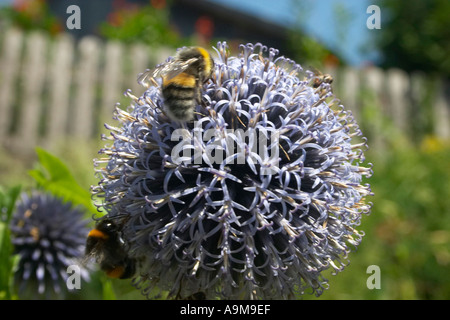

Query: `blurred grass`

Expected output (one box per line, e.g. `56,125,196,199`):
308,138,450,300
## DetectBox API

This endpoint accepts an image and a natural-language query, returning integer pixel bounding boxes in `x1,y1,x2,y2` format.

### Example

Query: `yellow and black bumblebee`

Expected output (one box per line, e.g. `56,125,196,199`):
139,46,215,121
311,67,333,95
312,72,333,89
85,218,136,279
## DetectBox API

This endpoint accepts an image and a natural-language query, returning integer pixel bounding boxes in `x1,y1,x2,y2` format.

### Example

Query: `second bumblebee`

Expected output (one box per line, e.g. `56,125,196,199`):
85,217,136,279
311,68,333,97
312,68,333,88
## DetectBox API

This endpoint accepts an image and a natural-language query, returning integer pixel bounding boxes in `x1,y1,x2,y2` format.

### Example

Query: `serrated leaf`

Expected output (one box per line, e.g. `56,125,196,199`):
28,147,98,216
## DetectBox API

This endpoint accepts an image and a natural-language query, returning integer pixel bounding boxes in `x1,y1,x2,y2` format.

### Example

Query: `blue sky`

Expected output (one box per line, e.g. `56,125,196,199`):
208,0,381,66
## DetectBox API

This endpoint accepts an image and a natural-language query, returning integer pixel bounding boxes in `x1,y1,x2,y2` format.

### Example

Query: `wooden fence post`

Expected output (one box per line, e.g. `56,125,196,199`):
434,79,450,139
44,33,75,149
386,68,409,134
15,32,48,153
100,41,124,125
363,66,386,150
340,67,361,122
0,29,23,144
72,36,101,139
127,43,150,98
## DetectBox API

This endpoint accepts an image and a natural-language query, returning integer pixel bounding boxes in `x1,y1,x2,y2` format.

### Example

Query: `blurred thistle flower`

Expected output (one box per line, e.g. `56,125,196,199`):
10,192,89,299
92,42,373,299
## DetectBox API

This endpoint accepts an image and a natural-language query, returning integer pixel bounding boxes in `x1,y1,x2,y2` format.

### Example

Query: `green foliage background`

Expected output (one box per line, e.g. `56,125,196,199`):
375,0,450,78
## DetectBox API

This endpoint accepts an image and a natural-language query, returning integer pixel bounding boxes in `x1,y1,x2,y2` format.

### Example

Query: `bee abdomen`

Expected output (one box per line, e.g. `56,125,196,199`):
162,84,198,121
103,259,136,279
162,84,196,102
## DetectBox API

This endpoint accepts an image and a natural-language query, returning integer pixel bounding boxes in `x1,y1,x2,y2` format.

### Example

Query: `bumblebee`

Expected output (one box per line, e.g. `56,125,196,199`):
138,46,215,121
85,218,136,279
311,68,333,91
313,72,333,88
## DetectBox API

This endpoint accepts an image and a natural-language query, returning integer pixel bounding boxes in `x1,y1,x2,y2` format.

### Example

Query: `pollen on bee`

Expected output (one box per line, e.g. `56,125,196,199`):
106,266,125,278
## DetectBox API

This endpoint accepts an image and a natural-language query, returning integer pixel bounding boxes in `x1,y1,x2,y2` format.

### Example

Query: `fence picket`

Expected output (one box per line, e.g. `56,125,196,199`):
0,28,23,142
100,41,124,122
72,36,101,138
45,34,74,148
363,67,386,149
409,71,428,140
434,79,450,138
387,68,409,134
128,43,150,97
15,32,47,153
340,67,361,122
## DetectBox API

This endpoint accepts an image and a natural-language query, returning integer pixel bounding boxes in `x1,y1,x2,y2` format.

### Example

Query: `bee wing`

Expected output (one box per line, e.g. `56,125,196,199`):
81,245,104,267
137,69,153,87
308,65,322,76
160,57,199,80
138,57,199,87
139,57,199,86
138,67,167,87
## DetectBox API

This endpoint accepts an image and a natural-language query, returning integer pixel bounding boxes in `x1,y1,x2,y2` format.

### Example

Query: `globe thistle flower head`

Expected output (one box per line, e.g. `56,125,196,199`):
10,192,89,299
93,42,373,299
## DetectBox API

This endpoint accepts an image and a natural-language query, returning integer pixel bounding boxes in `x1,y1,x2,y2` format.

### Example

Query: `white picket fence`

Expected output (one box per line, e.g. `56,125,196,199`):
0,28,449,154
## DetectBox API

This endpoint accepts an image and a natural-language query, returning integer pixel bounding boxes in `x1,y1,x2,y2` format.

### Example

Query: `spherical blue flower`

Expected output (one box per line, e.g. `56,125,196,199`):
10,192,89,299
93,43,373,299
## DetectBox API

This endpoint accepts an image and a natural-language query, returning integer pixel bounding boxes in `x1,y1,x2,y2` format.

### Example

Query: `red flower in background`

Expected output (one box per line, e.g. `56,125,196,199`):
13,0,43,15
10,0,62,35
195,15,214,41
151,0,166,10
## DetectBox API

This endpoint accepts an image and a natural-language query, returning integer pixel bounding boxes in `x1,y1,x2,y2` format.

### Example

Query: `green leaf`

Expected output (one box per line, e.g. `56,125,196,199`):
0,185,21,300
28,147,98,216
101,278,117,300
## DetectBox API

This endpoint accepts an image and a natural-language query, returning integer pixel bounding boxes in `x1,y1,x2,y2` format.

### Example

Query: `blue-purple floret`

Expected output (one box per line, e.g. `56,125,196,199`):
93,42,373,299
10,192,89,298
